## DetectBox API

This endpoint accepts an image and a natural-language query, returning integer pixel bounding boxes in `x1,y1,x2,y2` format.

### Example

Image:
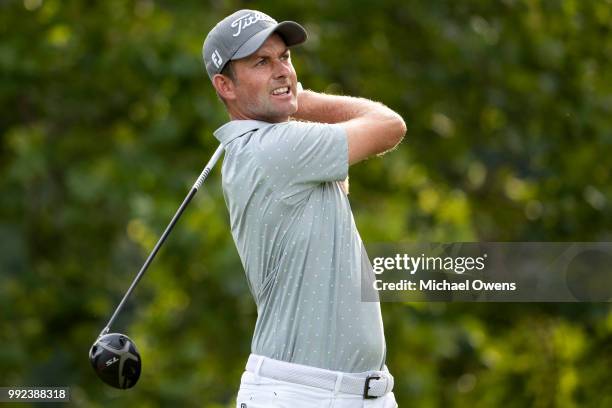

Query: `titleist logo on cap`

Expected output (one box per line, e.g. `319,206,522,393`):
230,12,277,37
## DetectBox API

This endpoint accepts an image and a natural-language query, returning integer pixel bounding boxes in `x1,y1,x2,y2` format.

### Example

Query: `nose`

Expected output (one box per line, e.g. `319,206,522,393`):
273,58,291,79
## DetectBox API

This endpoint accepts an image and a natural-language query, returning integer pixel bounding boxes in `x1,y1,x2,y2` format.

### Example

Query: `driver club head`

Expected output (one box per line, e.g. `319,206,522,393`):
89,333,141,389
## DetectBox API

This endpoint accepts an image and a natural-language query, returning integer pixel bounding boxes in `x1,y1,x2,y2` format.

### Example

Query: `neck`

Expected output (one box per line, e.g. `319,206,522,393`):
226,105,288,123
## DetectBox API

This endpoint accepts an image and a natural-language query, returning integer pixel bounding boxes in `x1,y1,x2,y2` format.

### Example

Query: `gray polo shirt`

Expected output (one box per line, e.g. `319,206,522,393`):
214,119,385,373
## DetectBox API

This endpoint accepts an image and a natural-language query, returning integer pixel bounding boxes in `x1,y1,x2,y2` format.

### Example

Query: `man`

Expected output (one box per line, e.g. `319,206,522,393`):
203,9,405,407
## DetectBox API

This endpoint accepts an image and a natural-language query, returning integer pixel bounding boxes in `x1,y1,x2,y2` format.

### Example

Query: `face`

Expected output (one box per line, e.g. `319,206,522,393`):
219,34,298,123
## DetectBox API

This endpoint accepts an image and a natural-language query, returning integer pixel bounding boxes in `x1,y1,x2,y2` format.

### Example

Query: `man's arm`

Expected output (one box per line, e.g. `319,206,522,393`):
292,90,407,165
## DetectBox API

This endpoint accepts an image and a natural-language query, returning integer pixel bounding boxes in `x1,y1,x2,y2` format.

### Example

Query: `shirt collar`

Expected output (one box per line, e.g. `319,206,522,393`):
213,120,272,146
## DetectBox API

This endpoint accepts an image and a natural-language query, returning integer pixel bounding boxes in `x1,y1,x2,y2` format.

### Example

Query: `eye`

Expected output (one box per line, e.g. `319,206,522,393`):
256,58,267,66
281,53,290,61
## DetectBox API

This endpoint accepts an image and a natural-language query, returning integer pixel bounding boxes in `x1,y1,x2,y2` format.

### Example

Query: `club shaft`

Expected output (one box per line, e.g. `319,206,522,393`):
99,145,224,338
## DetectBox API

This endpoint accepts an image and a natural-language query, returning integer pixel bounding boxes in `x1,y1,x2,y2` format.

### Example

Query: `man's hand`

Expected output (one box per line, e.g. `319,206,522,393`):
292,89,406,165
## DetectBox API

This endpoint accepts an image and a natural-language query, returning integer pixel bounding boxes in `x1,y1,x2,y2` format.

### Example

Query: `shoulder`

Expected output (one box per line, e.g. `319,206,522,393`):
248,120,349,187
258,121,345,148
272,120,344,135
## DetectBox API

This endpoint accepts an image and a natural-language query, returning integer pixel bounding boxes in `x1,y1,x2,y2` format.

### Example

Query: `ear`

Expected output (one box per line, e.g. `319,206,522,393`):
212,74,236,101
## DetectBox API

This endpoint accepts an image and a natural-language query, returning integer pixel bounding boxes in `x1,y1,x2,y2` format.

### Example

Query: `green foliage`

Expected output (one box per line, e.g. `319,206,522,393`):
1,0,610,406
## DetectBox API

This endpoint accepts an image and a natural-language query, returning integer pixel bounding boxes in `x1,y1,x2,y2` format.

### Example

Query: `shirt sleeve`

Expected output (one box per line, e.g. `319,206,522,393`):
253,121,349,189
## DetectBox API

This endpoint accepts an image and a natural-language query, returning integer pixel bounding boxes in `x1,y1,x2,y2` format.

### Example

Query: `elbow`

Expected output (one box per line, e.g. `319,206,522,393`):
385,114,406,149
396,115,407,142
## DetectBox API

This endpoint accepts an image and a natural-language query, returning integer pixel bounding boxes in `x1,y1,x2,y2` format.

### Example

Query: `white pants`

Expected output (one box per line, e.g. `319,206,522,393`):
236,371,398,408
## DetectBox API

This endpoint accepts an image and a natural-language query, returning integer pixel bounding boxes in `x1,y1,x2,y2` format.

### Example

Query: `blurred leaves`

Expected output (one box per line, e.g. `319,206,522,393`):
1,0,611,407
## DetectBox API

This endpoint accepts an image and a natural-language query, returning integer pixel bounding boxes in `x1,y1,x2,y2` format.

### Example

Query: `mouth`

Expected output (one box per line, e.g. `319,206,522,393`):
270,86,291,97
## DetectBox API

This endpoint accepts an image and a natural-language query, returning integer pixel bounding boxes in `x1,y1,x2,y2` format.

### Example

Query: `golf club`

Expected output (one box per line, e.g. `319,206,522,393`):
89,144,224,389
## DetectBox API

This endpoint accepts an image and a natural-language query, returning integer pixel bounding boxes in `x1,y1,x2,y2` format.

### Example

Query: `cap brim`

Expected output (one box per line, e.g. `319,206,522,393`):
232,21,307,60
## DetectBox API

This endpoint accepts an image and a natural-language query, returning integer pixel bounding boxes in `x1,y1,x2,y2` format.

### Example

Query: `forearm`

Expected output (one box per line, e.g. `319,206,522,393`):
292,89,401,124
294,88,406,165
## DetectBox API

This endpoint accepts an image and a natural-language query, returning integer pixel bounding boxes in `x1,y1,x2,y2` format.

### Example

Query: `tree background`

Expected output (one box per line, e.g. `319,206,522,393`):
1,0,611,406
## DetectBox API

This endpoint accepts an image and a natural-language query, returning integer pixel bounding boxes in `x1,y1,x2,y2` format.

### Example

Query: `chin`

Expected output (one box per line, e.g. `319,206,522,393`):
287,105,298,117
286,99,298,115
270,105,298,122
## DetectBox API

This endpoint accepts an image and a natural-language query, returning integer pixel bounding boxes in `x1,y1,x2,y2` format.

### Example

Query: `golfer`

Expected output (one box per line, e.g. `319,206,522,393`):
203,9,405,407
